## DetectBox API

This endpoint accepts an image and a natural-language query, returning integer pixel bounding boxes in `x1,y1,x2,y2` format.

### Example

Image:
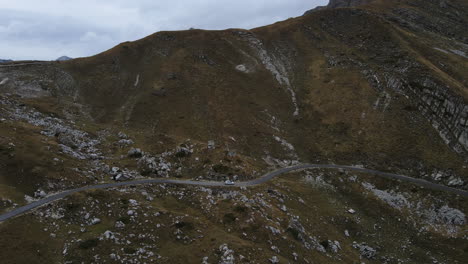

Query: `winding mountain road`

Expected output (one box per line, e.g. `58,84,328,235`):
1,164,467,223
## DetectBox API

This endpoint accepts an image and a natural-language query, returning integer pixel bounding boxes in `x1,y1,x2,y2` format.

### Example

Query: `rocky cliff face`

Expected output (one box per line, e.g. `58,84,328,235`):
302,0,468,164
350,0,468,156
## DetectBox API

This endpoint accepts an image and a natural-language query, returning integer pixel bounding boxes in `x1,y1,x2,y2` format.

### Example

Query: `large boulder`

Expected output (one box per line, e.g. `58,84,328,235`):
128,148,143,158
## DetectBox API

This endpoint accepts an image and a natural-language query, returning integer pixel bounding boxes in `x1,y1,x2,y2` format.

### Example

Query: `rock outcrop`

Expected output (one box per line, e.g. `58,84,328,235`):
328,0,372,8
304,0,373,14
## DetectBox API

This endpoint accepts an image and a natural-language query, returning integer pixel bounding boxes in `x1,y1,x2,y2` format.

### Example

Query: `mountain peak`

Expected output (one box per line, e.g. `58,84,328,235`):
56,56,72,61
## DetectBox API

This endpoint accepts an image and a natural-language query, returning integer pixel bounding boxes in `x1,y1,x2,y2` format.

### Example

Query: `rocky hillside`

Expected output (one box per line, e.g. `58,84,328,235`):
3,0,466,185
0,0,467,263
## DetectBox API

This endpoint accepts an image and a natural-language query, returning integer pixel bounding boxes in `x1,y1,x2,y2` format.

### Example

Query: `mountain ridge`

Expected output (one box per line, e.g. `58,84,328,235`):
1,0,467,180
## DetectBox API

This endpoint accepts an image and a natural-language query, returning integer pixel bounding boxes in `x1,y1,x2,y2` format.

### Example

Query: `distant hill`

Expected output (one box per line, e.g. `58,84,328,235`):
56,56,72,61
0,59,12,63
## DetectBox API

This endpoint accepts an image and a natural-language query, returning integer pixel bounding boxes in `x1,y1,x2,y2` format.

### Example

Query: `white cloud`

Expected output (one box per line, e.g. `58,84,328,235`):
0,0,328,60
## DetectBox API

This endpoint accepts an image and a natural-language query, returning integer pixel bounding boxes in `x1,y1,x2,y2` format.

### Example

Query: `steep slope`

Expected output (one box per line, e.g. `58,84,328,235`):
57,0,468,182
0,0,466,197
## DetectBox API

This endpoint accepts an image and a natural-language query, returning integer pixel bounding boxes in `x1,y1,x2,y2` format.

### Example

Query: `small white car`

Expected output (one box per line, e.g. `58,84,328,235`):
224,180,235,185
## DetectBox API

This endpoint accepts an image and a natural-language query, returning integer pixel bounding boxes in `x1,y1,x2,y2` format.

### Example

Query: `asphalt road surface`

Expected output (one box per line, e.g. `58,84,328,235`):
1,164,467,222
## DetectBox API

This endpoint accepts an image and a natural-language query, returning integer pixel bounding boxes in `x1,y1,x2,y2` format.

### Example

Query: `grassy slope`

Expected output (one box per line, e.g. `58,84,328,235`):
0,0,466,207
1,170,466,263
56,0,468,175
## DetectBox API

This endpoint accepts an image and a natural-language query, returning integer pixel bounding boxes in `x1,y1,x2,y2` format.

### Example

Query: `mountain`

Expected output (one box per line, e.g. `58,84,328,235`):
0,1,467,263
56,56,72,61
0,59,12,63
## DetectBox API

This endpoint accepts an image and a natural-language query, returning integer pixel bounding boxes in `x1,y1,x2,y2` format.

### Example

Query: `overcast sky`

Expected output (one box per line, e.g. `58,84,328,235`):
0,0,328,61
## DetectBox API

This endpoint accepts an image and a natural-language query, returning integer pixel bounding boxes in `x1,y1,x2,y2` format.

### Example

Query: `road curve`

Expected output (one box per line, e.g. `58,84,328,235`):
1,164,467,222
